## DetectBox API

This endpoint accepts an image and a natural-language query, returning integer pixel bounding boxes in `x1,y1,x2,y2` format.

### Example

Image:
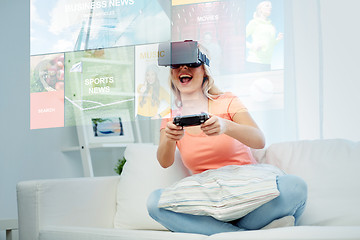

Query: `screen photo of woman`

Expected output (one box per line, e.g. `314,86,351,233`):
246,0,284,72
136,64,170,143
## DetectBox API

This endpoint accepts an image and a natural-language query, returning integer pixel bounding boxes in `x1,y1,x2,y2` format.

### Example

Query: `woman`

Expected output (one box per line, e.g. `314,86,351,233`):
147,43,307,235
246,1,284,72
136,64,170,143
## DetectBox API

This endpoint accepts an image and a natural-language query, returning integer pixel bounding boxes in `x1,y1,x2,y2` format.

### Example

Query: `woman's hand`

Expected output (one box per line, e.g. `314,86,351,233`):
276,32,284,41
157,121,184,168
164,121,185,142
200,113,265,149
200,115,227,136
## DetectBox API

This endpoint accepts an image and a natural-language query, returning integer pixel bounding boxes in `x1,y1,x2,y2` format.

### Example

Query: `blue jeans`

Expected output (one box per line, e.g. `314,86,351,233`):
147,174,307,236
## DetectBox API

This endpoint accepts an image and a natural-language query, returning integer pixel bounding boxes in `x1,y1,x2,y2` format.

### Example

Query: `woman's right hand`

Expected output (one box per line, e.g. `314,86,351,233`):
164,121,184,142
157,121,184,168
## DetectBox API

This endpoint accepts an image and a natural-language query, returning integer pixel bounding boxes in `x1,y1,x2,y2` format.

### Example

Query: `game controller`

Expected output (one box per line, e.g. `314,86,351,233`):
173,113,210,127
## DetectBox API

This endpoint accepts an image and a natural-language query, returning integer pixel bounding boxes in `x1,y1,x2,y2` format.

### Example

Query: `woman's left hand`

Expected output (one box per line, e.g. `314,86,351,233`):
200,114,227,136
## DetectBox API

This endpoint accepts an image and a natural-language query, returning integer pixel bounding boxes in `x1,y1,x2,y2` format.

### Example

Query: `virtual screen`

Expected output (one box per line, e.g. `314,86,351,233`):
30,0,284,131
30,0,171,55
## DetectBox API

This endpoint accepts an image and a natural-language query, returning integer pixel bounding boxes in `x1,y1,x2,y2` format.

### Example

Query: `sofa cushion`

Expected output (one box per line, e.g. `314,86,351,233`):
114,144,190,230
39,226,207,240
207,226,360,240
39,225,360,240
263,139,360,226
158,164,283,221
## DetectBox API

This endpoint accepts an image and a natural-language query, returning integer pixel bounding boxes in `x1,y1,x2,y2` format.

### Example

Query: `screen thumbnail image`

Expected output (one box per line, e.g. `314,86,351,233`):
64,46,135,127
30,53,65,93
30,53,65,129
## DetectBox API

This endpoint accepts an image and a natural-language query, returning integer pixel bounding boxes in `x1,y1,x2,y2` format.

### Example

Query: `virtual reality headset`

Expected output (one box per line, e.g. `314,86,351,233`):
158,40,210,68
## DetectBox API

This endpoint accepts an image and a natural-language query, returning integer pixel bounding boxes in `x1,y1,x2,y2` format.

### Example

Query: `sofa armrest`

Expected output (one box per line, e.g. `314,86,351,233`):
17,176,120,240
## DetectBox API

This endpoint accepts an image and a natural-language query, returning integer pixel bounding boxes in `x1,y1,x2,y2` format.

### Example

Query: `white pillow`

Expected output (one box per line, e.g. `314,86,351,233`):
114,144,190,230
264,139,360,226
158,164,284,222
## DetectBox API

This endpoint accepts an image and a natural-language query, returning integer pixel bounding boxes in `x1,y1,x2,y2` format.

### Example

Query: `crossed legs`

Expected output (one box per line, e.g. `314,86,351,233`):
147,174,307,235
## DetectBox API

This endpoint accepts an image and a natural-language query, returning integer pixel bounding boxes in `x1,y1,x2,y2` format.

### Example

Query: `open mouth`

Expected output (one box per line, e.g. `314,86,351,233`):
179,74,192,84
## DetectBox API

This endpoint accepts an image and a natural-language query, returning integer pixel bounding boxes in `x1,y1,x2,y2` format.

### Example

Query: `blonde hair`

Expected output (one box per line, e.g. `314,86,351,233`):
170,43,223,108
254,1,271,19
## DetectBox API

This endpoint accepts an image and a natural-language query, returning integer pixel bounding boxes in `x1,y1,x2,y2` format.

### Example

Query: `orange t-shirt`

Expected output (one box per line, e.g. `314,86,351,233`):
160,92,257,174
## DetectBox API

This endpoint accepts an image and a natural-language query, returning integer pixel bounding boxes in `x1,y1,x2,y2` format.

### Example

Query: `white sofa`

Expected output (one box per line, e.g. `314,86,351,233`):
17,139,360,240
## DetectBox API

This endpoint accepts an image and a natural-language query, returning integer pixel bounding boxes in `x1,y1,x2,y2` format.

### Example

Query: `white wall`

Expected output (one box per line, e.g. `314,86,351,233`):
292,0,321,140
293,0,360,141
0,0,82,220
0,2,119,239
320,0,360,140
